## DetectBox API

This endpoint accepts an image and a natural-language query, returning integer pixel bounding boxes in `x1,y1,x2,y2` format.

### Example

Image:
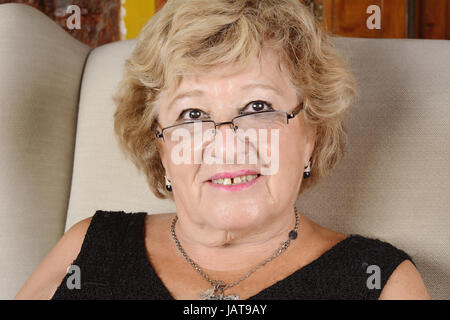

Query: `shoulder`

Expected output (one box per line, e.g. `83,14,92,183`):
301,218,428,299
143,212,176,243
80,210,148,245
90,210,148,220
85,210,148,233
144,212,175,228
338,234,429,299
379,259,429,299
49,210,149,299
349,235,413,269
14,215,93,299
61,210,147,243
305,221,415,270
336,234,414,273
348,234,429,299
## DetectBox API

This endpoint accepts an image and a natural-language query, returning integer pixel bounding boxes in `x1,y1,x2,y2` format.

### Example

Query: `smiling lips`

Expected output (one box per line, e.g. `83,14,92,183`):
207,170,262,191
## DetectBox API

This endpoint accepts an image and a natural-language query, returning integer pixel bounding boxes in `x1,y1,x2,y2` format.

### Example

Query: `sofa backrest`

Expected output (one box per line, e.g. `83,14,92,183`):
64,40,177,231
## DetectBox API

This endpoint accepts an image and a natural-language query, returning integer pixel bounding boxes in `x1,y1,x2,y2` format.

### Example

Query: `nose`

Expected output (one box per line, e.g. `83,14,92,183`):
208,121,238,163
213,121,235,134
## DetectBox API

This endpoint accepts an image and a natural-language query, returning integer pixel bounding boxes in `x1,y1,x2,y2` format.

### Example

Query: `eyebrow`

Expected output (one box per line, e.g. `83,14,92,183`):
167,83,282,111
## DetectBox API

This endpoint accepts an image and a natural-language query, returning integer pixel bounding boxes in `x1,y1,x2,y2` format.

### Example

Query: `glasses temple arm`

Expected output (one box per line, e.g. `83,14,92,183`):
287,102,304,119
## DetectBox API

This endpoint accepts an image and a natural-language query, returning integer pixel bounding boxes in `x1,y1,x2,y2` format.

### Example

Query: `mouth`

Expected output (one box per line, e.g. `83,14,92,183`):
209,174,261,185
206,170,262,191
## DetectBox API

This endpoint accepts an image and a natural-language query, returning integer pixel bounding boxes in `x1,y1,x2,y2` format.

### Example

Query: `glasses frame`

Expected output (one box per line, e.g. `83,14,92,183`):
155,102,304,141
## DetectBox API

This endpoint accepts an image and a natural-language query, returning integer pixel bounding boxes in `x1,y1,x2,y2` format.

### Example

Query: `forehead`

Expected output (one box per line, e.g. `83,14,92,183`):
158,47,292,103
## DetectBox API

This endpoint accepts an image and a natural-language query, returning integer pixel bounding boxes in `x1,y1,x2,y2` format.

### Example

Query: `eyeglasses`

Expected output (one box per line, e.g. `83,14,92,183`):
155,102,304,142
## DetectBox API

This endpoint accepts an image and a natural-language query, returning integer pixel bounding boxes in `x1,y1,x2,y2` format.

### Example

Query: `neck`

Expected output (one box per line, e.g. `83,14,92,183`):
171,207,299,273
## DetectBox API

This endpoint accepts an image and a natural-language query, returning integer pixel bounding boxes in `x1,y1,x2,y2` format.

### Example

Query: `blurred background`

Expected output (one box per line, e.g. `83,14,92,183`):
0,0,448,47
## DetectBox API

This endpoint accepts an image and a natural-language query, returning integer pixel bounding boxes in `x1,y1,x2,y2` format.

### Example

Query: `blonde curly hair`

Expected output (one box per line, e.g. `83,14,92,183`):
114,0,358,199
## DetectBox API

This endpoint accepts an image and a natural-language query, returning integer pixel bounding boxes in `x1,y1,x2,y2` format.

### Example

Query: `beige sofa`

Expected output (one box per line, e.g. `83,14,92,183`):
0,3,449,299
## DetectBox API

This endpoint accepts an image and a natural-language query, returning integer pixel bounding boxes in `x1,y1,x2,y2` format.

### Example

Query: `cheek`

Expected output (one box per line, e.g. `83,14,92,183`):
161,144,201,185
267,130,304,190
160,138,196,172
283,130,304,162
163,149,199,184
158,143,171,171
172,165,198,184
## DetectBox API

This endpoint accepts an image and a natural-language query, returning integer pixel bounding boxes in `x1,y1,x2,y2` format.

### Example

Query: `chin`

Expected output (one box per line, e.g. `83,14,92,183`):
205,203,266,231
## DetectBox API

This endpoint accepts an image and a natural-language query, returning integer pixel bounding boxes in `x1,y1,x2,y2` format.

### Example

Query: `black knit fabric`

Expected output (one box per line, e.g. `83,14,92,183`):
52,210,414,300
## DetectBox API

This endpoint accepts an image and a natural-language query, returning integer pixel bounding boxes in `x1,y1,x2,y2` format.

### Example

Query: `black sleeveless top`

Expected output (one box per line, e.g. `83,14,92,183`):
52,210,414,300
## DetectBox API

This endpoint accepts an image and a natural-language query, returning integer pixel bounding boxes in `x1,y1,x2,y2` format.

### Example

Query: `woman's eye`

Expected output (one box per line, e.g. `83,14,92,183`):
241,101,274,114
178,108,207,121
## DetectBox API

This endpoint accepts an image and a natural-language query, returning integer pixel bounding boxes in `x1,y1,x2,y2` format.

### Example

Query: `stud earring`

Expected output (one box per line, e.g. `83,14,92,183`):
164,175,172,192
303,160,311,178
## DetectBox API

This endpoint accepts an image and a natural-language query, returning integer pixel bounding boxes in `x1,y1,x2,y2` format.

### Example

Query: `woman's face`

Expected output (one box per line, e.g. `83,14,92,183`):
156,48,315,233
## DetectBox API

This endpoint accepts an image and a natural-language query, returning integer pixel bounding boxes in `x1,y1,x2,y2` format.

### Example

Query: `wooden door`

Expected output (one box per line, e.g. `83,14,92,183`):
415,0,450,39
318,0,408,38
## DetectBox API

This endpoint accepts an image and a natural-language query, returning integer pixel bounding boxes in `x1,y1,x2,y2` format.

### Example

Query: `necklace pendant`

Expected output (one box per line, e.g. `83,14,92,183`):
199,288,217,300
199,288,239,300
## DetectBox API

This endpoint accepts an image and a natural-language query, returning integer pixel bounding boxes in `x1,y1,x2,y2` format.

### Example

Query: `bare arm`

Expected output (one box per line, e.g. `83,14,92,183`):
378,260,430,300
14,217,92,300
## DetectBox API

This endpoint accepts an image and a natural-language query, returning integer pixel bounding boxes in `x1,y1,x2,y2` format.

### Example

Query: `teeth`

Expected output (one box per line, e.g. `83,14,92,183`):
211,174,259,186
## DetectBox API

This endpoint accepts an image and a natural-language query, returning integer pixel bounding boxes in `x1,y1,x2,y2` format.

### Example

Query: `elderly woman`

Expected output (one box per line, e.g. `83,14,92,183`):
16,0,428,300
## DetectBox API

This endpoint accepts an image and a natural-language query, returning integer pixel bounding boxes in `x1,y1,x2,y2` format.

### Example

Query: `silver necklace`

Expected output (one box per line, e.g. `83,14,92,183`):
170,207,300,300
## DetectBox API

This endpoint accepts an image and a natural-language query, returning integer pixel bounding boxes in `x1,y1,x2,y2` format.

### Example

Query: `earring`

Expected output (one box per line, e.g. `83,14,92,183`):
303,160,311,179
164,175,172,192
